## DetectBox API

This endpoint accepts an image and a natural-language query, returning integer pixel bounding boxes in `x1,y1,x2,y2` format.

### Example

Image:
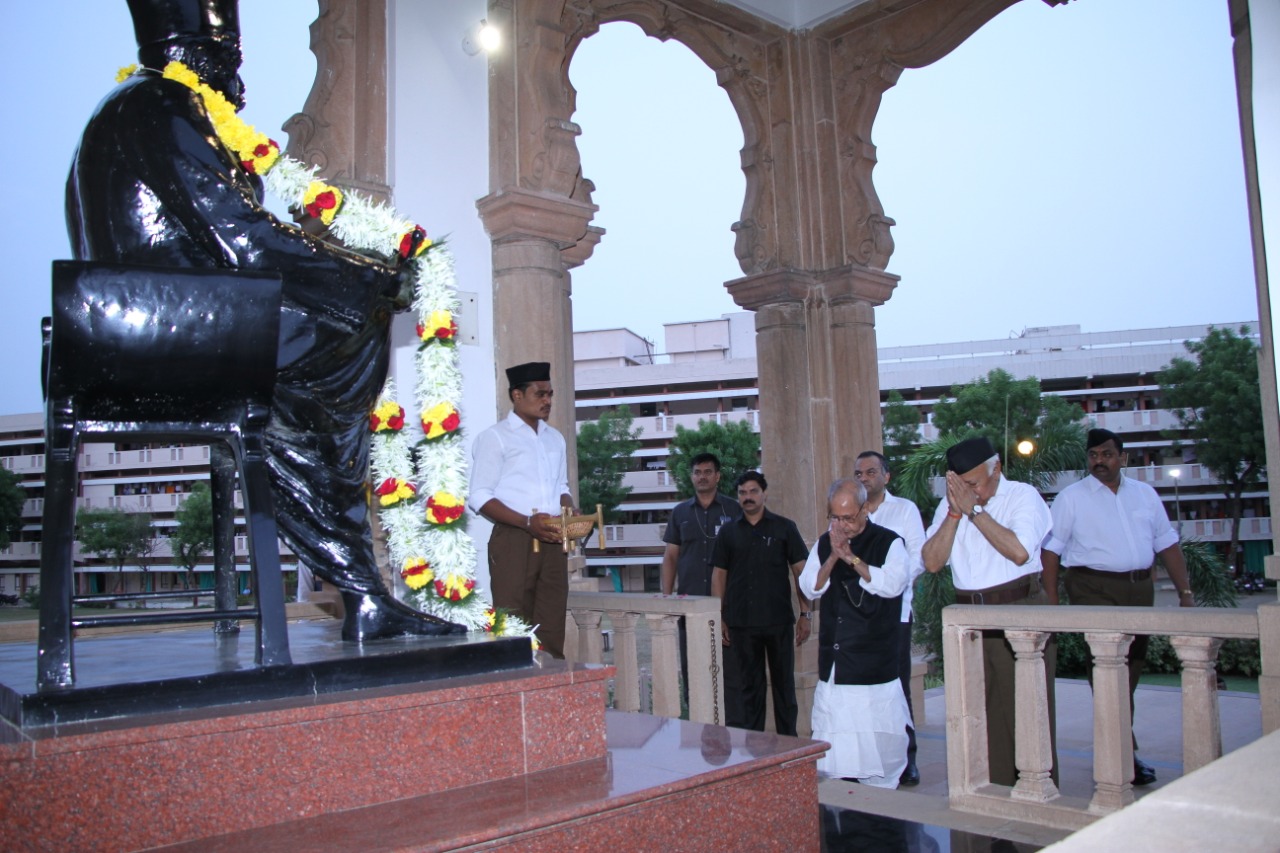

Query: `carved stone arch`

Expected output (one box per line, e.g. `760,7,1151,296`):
558,1,783,278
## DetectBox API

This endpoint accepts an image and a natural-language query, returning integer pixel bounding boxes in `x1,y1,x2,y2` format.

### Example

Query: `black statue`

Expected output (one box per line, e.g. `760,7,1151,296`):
65,0,464,640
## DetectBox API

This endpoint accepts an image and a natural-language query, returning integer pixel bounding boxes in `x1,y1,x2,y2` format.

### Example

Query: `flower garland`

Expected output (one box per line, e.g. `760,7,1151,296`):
119,61,534,646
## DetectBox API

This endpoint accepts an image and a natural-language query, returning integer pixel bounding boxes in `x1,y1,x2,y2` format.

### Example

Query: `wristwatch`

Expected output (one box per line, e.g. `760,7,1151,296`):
968,504,984,521
800,611,813,620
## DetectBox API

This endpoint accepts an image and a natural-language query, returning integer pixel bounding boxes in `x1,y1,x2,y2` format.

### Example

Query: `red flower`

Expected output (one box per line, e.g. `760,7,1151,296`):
436,322,457,340
241,159,256,174
399,226,427,260
306,190,338,219
254,142,272,157
441,411,461,432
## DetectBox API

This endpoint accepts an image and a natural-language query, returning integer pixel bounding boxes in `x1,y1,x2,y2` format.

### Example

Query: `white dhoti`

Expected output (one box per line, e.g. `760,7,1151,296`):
812,671,910,788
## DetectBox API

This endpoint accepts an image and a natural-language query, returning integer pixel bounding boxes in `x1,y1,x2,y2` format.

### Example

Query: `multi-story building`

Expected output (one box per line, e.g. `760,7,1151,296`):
575,315,1272,590
0,415,299,600
0,316,1268,599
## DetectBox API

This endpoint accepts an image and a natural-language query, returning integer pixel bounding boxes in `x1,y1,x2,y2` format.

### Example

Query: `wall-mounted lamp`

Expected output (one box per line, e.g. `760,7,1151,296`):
462,19,501,56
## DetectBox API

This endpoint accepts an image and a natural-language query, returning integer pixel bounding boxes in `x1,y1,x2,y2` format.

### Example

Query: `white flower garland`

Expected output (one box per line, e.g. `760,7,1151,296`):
127,61,534,643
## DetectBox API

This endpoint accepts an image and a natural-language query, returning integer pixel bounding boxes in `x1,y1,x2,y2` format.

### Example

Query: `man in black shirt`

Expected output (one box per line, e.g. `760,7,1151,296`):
661,453,742,707
711,471,810,735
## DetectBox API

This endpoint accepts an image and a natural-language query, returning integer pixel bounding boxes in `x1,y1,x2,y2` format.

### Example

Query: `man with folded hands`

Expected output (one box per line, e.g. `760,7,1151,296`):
922,436,1057,787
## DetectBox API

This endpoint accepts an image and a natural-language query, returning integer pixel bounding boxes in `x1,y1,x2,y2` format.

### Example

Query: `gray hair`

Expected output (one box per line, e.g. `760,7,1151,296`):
827,477,867,508
984,454,999,476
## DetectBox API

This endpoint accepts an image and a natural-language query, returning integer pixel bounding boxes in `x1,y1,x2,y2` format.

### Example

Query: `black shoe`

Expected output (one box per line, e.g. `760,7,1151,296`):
840,777,861,784
899,761,920,786
1133,757,1157,787
341,592,468,641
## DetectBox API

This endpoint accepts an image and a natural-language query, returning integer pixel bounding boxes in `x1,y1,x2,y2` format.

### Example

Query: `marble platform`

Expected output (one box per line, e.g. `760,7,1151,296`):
1,620,827,851
0,619,533,727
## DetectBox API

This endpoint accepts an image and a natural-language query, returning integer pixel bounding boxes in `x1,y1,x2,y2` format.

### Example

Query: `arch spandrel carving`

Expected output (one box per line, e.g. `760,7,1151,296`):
284,0,389,202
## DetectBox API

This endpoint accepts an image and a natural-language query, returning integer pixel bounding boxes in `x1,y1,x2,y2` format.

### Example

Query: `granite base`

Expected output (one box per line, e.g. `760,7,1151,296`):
2,658,612,852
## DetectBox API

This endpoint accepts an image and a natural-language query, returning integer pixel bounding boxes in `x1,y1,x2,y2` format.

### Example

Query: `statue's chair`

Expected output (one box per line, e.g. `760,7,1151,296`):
37,261,292,690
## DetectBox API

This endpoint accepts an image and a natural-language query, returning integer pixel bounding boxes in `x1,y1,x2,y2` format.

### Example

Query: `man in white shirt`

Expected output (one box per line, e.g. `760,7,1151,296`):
1041,428,1194,786
469,362,574,657
800,478,911,786
922,436,1056,787
854,451,926,786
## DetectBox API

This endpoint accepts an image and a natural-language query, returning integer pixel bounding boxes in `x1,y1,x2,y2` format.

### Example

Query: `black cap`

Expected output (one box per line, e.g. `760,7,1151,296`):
505,361,550,389
128,0,241,48
946,436,997,474
1087,428,1122,452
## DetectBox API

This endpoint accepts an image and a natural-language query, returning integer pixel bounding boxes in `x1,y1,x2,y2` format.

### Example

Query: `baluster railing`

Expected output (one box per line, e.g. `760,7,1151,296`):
567,591,724,725
942,603,1267,831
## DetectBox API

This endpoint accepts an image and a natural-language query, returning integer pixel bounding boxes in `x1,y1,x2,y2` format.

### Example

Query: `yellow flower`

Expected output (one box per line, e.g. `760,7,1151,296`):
115,64,139,83
375,477,417,507
433,573,476,602
158,61,281,178
401,558,433,590
371,400,406,433
426,491,465,526
303,181,344,226
420,402,461,440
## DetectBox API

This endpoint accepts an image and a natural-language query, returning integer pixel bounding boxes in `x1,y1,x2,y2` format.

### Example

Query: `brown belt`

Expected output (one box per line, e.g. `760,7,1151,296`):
954,579,1036,606
1066,565,1151,582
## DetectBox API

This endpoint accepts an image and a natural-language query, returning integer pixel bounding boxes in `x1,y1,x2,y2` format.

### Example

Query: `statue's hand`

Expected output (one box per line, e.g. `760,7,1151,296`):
390,263,416,311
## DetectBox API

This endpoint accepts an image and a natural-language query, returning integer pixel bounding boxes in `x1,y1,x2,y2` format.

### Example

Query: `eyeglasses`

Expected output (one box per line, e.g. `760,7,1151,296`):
827,513,860,524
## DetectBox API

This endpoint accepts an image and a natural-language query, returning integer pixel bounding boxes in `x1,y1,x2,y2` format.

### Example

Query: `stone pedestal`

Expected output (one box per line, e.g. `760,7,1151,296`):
2,623,825,851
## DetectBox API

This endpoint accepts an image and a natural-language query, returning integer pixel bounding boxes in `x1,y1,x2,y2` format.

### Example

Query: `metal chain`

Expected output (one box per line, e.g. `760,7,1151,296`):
708,617,721,725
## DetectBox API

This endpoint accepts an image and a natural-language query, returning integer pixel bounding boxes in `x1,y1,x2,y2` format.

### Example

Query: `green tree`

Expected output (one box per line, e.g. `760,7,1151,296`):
576,405,641,522
171,482,215,590
881,390,921,484
898,369,1087,512
1158,325,1265,573
0,467,26,549
78,507,155,594
666,419,761,500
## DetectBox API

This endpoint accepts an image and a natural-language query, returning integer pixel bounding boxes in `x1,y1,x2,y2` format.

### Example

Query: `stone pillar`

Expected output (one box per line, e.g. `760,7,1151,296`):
646,613,682,718
1085,632,1135,813
569,608,603,665
1006,630,1057,802
1260,602,1280,734
944,624,991,792
476,189,595,469
608,610,641,711
1171,634,1225,773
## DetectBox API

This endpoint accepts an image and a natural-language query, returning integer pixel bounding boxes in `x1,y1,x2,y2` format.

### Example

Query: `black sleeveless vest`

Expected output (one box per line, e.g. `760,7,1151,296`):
815,522,903,685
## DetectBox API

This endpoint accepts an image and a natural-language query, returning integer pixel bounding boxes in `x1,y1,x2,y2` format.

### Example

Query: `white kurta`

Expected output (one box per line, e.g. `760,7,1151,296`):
812,673,911,787
801,533,912,788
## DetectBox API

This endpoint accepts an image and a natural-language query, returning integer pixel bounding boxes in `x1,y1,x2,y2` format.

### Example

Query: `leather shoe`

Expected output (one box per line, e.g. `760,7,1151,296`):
899,761,920,786
1133,757,1157,786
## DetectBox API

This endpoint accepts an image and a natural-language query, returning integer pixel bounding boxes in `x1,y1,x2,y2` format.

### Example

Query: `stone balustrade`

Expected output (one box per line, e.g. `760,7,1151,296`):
567,591,724,726
942,602,1274,831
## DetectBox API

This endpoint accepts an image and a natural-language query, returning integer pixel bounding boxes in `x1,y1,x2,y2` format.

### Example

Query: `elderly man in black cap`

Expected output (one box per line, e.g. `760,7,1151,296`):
1042,428,1194,786
469,362,575,657
67,0,463,641
921,436,1056,787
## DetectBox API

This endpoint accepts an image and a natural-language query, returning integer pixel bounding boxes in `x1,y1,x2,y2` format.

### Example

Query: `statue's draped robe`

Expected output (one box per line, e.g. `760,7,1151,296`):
66,71,398,593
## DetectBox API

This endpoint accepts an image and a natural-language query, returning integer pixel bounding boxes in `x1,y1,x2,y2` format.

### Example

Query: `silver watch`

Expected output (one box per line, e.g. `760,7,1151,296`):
968,504,984,520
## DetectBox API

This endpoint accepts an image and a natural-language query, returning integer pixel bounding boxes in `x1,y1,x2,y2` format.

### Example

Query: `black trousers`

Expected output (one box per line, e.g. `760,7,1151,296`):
724,622,797,736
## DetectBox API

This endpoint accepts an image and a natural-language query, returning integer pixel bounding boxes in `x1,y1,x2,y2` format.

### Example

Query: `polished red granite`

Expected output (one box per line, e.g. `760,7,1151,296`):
1,661,612,852
152,712,826,852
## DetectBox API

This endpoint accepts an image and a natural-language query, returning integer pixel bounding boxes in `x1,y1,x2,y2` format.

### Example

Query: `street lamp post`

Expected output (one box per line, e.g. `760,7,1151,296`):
1169,467,1182,537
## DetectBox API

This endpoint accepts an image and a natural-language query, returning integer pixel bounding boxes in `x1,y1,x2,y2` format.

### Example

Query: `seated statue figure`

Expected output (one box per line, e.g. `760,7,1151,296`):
65,0,464,640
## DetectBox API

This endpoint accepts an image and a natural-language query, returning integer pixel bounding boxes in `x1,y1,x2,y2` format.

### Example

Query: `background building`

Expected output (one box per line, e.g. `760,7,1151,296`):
574,315,1273,590
0,316,1269,600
